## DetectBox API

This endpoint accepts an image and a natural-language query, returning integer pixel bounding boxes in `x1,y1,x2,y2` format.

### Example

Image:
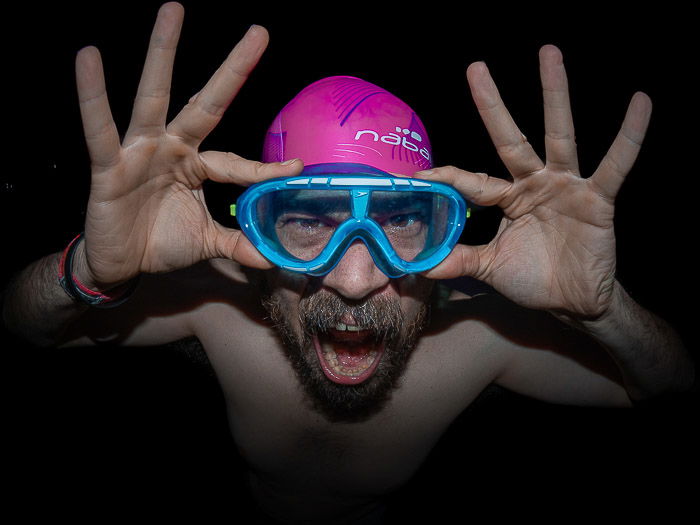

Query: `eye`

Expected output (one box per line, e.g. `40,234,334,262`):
386,212,422,228
389,214,412,227
291,217,321,228
279,216,325,230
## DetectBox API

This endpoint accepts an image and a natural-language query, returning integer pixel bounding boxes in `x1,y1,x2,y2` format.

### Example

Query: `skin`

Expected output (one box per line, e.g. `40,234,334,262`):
2,3,694,523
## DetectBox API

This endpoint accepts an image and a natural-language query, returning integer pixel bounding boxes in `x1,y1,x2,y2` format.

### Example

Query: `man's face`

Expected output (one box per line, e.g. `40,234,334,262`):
262,260,434,422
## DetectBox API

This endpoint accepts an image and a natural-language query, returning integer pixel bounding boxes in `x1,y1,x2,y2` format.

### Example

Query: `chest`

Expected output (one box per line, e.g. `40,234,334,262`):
194,302,501,496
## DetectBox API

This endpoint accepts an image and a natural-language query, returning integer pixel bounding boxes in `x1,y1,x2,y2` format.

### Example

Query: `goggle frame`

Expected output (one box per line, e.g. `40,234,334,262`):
233,172,469,278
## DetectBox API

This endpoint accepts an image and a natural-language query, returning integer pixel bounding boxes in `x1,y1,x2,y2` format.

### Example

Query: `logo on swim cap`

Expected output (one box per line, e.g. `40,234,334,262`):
263,76,432,176
353,125,431,164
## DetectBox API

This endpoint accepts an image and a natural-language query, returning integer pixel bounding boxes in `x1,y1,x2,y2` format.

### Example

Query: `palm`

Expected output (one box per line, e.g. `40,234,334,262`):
84,136,213,282
423,45,651,319
485,171,617,315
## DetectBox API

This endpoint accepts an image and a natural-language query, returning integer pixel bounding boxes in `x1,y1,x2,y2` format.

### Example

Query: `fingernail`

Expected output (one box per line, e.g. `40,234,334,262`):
416,169,434,176
281,158,299,166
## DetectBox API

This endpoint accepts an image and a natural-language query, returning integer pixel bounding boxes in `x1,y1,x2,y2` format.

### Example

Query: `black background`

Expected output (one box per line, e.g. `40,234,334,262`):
3,1,697,522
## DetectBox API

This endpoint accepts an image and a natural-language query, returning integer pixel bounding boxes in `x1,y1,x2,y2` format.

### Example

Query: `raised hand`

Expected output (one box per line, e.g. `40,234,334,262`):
74,2,301,290
420,45,652,319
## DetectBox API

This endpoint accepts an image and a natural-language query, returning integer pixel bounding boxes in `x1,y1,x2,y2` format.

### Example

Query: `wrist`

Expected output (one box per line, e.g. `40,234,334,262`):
69,235,102,292
577,280,628,338
58,233,139,308
547,280,624,335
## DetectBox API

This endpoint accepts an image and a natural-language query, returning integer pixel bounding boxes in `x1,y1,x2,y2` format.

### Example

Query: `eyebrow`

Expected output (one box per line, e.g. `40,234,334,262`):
273,192,349,215
370,193,432,212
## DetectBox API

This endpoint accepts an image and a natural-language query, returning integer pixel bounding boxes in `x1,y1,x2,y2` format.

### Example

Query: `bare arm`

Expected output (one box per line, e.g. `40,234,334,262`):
3,252,88,347
575,282,694,401
491,287,693,406
2,245,200,348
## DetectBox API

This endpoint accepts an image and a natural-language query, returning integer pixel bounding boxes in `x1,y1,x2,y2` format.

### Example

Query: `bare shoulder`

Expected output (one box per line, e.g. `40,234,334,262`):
430,284,628,406
432,286,579,349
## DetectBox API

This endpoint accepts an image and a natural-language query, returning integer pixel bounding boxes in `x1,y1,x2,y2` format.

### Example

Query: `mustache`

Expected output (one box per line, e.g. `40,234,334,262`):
298,289,405,341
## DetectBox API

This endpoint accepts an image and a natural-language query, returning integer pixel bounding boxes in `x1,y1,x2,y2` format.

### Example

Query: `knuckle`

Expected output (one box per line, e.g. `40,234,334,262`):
495,140,525,157
601,154,625,177
475,172,490,194
436,165,461,181
241,160,266,183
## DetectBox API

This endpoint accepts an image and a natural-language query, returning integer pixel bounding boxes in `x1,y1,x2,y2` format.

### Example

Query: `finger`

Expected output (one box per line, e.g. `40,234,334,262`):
467,61,544,178
539,45,578,172
422,243,487,280
167,24,269,146
124,2,184,141
416,166,511,207
590,92,652,200
75,46,121,169
210,223,274,269
199,152,303,186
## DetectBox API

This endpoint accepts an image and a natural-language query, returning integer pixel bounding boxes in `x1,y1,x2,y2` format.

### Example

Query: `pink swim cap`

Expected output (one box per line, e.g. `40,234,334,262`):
262,76,432,176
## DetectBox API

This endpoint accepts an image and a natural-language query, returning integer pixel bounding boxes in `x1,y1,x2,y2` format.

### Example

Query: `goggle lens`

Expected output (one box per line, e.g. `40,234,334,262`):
258,189,350,262
254,189,456,263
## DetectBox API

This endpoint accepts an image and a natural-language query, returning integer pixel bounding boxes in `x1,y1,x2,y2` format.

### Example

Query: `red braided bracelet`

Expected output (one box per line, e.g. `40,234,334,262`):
58,233,139,308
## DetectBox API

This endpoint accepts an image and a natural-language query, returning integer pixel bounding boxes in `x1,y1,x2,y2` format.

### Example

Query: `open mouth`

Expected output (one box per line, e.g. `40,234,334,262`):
313,321,386,385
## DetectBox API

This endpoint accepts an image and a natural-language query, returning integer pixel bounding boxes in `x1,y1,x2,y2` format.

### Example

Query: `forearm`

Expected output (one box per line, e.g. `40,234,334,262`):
2,252,89,347
574,281,695,402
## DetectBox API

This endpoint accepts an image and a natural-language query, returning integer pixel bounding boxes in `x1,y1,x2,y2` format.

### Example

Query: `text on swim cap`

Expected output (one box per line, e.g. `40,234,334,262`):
353,126,431,163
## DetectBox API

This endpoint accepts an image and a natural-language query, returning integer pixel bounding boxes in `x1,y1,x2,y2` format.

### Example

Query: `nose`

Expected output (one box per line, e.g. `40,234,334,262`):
322,240,390,300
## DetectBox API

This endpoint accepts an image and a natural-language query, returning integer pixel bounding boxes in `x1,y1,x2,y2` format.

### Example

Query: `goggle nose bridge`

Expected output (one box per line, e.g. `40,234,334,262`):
315,217,405,278
350,187,371,217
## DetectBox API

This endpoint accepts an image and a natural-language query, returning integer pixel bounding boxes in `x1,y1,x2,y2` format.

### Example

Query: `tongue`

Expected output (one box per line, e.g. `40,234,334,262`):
334,343,370,367
313,333,385,385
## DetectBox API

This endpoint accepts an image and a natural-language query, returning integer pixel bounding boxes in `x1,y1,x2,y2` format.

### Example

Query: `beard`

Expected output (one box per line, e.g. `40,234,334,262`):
261,283,430,423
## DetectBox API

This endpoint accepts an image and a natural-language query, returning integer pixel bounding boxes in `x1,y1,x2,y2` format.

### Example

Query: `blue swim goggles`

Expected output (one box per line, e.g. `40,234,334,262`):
232,164,469,278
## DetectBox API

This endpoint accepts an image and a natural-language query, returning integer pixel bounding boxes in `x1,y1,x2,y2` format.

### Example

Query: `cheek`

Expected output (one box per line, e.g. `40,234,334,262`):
265,269,309,328
266,269,309,300
398,276,434,320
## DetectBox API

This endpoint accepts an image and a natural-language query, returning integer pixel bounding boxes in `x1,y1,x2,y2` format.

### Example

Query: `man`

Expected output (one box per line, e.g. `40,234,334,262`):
3,3,695,523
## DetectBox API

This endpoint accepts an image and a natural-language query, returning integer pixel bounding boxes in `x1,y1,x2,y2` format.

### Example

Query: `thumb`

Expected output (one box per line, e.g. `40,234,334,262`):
210,223,275,270
422,244,486,280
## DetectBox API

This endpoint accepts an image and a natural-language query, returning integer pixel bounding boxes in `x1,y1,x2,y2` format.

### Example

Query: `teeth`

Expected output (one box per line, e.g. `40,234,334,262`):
322,348,378,377
334,322,363,332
